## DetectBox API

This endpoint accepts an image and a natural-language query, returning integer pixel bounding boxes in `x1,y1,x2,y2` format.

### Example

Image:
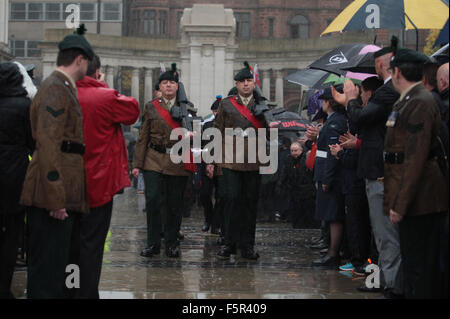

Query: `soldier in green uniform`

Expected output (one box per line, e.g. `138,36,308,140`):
384,46,448,298
207,62,280,260
132,64,194,258
20,25,94,298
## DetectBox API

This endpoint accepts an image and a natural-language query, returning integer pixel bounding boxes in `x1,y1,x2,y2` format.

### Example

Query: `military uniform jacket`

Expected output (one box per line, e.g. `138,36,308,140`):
313,112,348,186
132,98,191,177
383,83,448,217
213,95,268,172
20,71,89,213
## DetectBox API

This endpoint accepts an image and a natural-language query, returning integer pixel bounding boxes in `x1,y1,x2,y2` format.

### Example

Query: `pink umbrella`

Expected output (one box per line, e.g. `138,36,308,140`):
345,44,381,81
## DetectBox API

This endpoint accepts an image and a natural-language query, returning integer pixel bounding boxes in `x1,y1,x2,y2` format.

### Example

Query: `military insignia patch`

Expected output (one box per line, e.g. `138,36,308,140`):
47,170,59,181
46,106,65,118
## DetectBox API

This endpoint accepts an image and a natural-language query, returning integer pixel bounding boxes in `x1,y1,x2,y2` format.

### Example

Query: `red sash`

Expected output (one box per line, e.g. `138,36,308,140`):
230,97,264,129
152,100,196,173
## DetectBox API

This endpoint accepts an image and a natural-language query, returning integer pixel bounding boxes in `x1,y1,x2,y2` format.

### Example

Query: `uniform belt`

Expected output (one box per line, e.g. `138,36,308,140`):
383,152,404,164
61,140,85,155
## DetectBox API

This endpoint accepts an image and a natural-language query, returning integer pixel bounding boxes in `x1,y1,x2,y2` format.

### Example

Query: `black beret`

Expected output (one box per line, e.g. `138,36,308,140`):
158,63,179,83
154,83,160,91
234,61,254,81
58,24,94,60
318,84,343,100
374,36,398,58
211,95,222,110
390,48,430,68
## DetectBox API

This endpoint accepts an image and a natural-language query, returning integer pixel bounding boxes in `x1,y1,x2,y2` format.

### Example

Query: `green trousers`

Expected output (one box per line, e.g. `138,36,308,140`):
27,207,80,299
143,170,188,249
222,168,260,250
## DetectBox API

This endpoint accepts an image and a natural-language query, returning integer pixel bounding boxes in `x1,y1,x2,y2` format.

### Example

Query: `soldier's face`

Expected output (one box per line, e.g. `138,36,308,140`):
75,55,89,81
391,67,401,92
160,80,178,100
236,78,255,97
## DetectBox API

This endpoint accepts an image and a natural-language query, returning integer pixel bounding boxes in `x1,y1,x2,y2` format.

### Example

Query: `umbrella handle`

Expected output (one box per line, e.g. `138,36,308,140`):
405,13,419,51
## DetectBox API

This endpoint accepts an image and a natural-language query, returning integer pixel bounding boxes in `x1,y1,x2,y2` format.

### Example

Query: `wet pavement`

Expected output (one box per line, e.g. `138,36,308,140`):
11,187,381,299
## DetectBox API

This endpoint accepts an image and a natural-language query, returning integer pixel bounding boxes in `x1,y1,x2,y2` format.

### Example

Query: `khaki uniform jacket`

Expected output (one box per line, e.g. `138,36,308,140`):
383,84,448,217
132,98,191,177
20,71,89,213
214,95,268,172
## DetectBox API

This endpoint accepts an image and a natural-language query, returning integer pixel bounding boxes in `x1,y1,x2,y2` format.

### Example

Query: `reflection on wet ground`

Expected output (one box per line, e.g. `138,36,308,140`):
11,188,381,299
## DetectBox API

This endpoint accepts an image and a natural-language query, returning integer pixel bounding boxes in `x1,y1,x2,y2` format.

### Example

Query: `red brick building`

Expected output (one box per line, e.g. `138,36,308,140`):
124,0,354,39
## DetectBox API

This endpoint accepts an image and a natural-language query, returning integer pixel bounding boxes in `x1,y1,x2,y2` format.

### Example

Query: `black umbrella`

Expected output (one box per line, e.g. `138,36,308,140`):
341,52,377,75
308,43,369,76
271,109,310,142
285,68,331,89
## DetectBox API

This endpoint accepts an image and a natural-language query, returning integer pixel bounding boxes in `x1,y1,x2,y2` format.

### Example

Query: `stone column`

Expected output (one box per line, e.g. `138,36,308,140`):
189,44,202,111
131,68,140,102
105,65,115,89
262,70,271,101
275,70,284,108
214,45,226,96
144,68,153,104
0,0,8,46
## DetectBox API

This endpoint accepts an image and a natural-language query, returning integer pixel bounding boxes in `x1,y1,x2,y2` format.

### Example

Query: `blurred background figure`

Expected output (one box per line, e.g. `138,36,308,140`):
0,61,36,299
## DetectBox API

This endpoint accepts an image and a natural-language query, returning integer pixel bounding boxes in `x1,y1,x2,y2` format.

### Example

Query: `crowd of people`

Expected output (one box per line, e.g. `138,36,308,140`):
0,23,448,300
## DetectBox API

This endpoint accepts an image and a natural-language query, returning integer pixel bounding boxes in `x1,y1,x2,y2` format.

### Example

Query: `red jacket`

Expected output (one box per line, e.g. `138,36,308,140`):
76,76,140,208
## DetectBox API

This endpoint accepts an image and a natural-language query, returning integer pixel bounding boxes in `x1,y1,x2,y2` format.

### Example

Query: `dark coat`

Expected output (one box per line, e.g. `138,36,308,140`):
439,87,449,129
277,152,316,200
20,71,89,213
0,62,34,215
313,111,347,222
313,111,348,186
384,84,448,217
337,122,365,195
347,80,400,180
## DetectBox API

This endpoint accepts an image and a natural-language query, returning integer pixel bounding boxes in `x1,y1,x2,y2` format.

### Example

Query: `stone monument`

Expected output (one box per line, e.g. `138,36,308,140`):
178,4,237,116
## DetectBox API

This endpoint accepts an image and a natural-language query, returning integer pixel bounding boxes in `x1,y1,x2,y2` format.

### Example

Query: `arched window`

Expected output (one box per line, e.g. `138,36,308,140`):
290,15,309,39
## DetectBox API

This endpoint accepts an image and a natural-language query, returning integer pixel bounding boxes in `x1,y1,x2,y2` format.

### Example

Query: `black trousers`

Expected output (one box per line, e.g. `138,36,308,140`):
200,174,224,231
344,193,370,267
0,211,25,299
27,207,80,299
222,168,260,250
399,212,445,299
76,200,113,299
200,173,214,225
143,170,188,249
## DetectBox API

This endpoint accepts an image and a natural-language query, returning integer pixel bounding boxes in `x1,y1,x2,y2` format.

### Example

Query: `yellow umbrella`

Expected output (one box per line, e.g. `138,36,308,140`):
322,0,448,35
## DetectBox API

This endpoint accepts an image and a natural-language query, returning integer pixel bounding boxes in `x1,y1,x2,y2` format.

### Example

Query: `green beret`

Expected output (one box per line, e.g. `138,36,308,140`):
58,24,94,60
234,61,254,81
390,48,429,68
158,63,179,83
